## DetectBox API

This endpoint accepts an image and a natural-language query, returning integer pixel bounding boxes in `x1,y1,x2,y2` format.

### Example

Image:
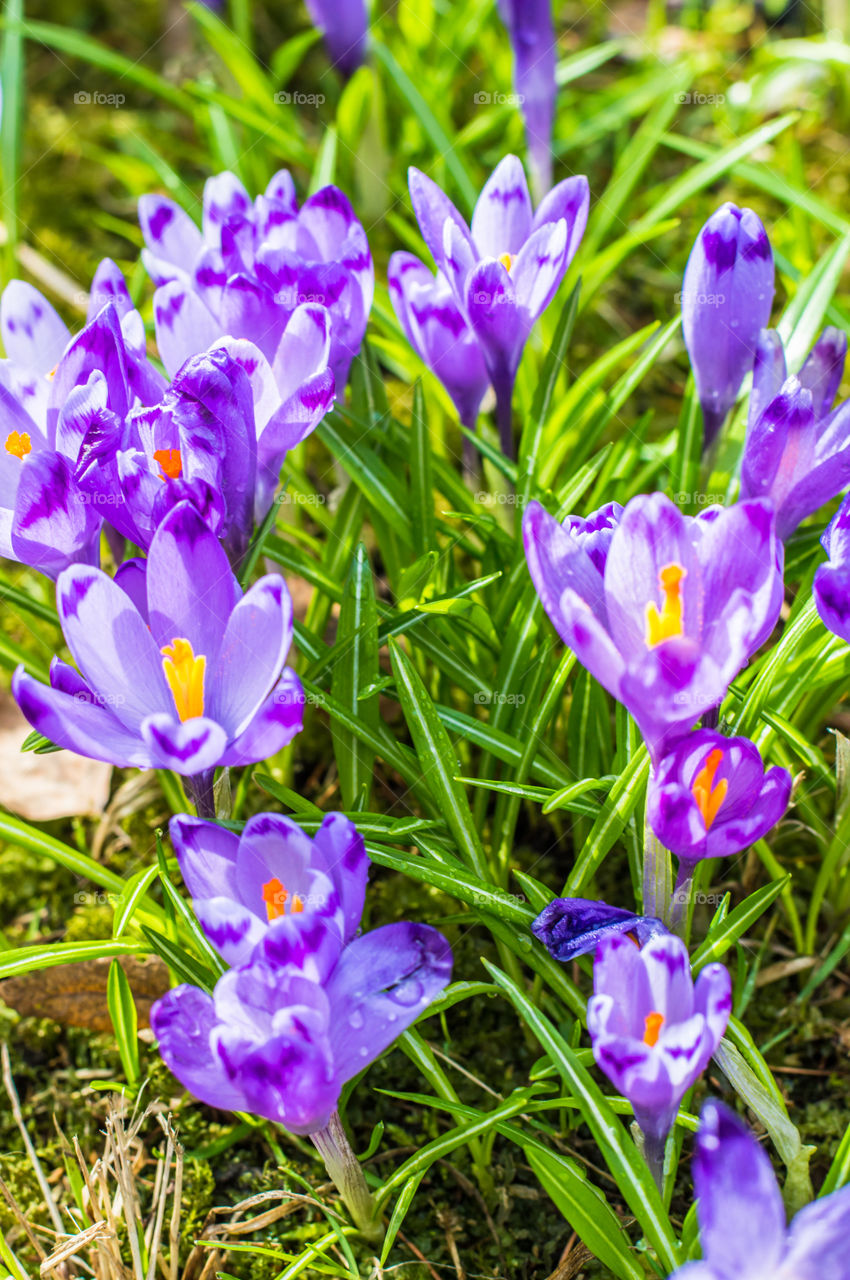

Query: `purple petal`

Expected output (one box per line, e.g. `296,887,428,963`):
88,259,134,321
12,664,152,768
532,898,667,963
693,1100,786,1276
138,195,203,283
511,218,569,322
531,175,591,259
783,1184,850,1280
209,574,291,736
146,500,241,665
153,282,221,379
170,813,241,902
408,166,472,277
151,984,247,1111
312,812,369,944
798,325,847,420
304,0,367,75
0,281,70,376
325,922,453,1083
140,713,229,774
470,155,533,258
219,668,305,767
11,451,101,579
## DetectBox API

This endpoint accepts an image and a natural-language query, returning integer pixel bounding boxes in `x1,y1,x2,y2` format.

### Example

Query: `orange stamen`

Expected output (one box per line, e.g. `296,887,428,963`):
646,563,686,647
692,748,728,830
154,448,183,481
160,637,205,722
262,877,304,921
5,431,31,460
643,1012,664,1047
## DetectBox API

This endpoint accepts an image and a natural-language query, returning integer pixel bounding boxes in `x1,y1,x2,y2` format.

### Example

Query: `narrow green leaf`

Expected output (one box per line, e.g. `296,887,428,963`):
107,959,140,1088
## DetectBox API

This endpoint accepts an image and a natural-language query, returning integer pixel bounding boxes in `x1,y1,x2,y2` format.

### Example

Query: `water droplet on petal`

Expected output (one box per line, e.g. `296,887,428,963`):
349,1009,365,1030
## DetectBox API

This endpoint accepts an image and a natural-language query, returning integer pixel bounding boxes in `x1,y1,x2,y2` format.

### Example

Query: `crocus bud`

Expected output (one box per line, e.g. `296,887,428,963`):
305,0,368,77
496,0,557,199
682,203,774,449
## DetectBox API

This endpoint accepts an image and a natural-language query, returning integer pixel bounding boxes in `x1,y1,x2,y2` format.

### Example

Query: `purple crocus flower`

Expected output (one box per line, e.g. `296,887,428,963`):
532,897,668,963
139,171,372,395
813,493,850,644
647,729,791,871
73,346,258,566
523,493,783,762
11,501,303,795
169,810,369,968
407,155,589,456
681,203,774,449
588,933,731,1182
388,253,491,438
496,0,557,200
670,1099,850,1279
150,890,452,1137
304,0,367,77
741,327,850,540
0,273,166,578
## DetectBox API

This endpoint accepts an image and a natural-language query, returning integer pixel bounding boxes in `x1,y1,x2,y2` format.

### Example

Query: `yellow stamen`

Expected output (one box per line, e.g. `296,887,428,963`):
262,877,304,921
160,637,205,722
153,447,183,481
5,431,31,460
645,563,686,648
498,252,514,272
692,747,728,830
46,365,57,381
643,1011,664,1047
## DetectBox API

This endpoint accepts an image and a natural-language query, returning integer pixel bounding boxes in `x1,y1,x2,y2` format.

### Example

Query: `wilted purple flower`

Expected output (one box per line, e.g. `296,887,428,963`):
305,0,367,77
670,1099,850,1279
523,492,783,761
588,933,731,1181
12,501,303,787
741,327,850,540
682,203,774,449
532,897,668,963
0,273,166,578
496,0,557,199
647,730,791,871
407,155,588,456
139,171,372,394
814,493,850,644
150,899,452,1136
388,253,491,435
170,810,369,968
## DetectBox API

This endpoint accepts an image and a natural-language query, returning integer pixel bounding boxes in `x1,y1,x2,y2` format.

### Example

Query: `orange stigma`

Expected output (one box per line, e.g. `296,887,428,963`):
154,448,183,481
262,877,304,921
646,563,686,647
692,748,728,830
643,1012,664,1047
498,252,514,272
160,638,205,722
5,431,31,460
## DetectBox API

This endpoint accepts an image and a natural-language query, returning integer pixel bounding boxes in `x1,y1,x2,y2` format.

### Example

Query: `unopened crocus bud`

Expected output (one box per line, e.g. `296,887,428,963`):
742,327,850,540
682,203,774,449
305,0,367,77
496,0,557,199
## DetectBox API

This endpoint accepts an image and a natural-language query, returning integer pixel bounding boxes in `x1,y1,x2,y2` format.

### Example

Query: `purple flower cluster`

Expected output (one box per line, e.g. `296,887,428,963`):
152,813,452,1136
392,155,588,457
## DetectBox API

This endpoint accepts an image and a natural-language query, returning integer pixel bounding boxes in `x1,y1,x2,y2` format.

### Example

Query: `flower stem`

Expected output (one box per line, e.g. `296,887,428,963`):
311,1111,381,1241
492,373,515,460
642,1129,667,1193
669,859,696,937
188,769,216,821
